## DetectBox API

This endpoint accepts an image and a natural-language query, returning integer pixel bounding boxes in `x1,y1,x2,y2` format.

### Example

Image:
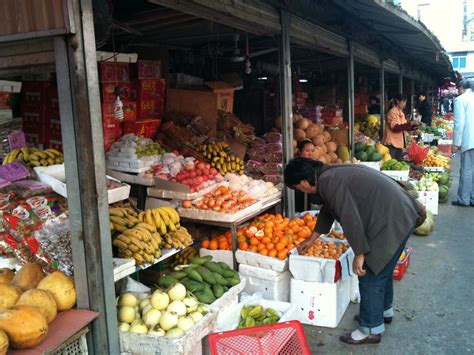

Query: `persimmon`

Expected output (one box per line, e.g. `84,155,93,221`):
201,240,210,249
268,249,277,257
209,240,218,250
291,224,300,234
237,235,246,243
277,250,288,260
249,237,259,246
266,242,275,250
275,242,286,251
239,242,249,250
262,237,271,244
259,249,269,256
219,241,229,250
257,243,266,251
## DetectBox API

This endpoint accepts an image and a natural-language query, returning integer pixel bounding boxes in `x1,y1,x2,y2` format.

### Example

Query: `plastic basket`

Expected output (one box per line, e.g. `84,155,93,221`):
208,320,311,355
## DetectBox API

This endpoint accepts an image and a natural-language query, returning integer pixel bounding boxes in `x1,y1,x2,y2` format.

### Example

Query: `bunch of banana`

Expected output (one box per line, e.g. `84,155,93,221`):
112,224,164,265
109,207,141,232
163,226,193,249
198,142,230,159
138,207,181,237
169,246,198,268
211,154,244,176
238,305,280,328
2,148,64,166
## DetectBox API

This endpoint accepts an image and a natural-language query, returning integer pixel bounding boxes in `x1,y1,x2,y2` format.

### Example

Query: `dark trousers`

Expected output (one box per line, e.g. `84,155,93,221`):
358,235,410,334
388,145,404,161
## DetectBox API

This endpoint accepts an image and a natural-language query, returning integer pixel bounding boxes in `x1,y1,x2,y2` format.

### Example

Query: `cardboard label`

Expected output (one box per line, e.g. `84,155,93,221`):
8,131,26,150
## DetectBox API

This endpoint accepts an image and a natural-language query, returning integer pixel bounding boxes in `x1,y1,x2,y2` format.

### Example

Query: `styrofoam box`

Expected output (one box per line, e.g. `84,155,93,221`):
235,249,288,272
238,264,291,302
119,310,216,355
200,248,234,269
417,190,439,215
359,161,381,171
209,277,246,329
381,170,410,182
289,242,354,283
215,295,298,332
290,276,351,328
34,164,130,204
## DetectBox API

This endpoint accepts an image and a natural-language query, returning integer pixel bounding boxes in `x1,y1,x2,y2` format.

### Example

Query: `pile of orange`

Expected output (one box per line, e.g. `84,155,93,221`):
237,212,317,260
304,239,349,259
201,230,233,250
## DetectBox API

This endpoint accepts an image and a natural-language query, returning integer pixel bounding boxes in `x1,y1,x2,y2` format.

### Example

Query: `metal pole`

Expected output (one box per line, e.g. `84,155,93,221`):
279,9,295,217
347,40,355,156
54,0,119,353
410,72,415,115
380,61,385,138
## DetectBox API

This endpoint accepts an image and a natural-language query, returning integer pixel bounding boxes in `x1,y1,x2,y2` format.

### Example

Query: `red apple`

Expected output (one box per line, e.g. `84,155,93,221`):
196,169,203,176
189,171,197,178
205,163,211,169
202,168,210,175
210,168,218,176
197,162,205,170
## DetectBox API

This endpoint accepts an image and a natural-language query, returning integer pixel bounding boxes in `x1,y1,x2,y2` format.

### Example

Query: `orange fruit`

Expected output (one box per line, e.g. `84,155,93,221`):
250,237,259,246
209,240,218,250
219,236,227,243
201,240,210,249
249,245,258,253
237,235,246,243
291,225,300,234
303,213,314,223
225,230,232,238
266,242,275,250
277,250,288,260
287,243,295,250
262,236,271,244
239,241,249,251
268,249,277,257
275,242,285,251
219,241,229,250
259,249,269,256
257,243,266,251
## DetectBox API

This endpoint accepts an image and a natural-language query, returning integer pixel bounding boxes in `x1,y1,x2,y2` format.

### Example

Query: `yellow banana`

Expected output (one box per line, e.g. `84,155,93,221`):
151,209,162,228
43,150,56,159
133,228,151,242
156,208,171,226
112,223,128,232
29,153,40,161
46,148,63,157
112,239,128,249
110,216,128,226
20,148,30,161
134,253,145,265
109,208,126,218
36,151,48,159
116,235,131,244
138,211,145,222
161,207,180,225
144,210,154,226
135,222,156,234
123,229,143,241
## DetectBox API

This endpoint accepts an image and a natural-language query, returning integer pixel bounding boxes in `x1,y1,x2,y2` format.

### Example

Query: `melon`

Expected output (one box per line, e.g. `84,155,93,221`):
323,131,332,142
312,134,326,147
336,146,350,162
11,263,45,291
0,268,14,285
295,118,311,130
294,129,306,141
328,152,338,163
325,141,337,153
37,272,76,311
320,143,328,155
0,306,48,349
16,289,57,323
305,124,322,139
0,329,7,355
313,146,324,159
0,284,22,308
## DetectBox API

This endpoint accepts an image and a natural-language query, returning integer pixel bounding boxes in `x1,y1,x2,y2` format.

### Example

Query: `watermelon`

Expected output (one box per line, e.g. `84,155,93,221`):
355,151,368,161
365,145,375,156
369,151,383,162
355,142,365,153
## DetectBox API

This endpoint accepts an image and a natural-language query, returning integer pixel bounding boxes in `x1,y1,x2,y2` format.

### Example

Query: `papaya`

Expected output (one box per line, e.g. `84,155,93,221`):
336,145,350,162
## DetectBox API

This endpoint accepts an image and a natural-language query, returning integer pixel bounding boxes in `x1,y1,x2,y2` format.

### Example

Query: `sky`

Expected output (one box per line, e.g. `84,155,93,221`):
399,0,474,52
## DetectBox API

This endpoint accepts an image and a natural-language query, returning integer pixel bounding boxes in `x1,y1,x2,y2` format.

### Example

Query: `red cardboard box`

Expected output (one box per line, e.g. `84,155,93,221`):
98,62,130,83
21,81,50,109
48,139,63,151
123,120,161,138
393,247,412,281
49,119,62,140
46,85,59,113
123,101,137,122
136,60,161,80
137,79,166,99
137,97,164,120
101,82,133,103
22,111,45,131
102,117,122,151
102,102,115,121
0,92,11,109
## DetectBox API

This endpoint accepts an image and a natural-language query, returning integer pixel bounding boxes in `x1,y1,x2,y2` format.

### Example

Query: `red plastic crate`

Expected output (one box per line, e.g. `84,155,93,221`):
393,247,412,281
208,321,311,355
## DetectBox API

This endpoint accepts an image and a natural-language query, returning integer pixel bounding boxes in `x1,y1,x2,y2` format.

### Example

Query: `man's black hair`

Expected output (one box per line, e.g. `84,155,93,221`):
284,157,324,189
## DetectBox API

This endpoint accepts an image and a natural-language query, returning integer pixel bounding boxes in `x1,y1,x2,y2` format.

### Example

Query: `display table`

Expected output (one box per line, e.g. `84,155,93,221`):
8,309,99,355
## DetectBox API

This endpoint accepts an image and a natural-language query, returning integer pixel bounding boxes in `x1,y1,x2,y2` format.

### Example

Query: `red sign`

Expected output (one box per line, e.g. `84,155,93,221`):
99,62,130,83
136,60,161,80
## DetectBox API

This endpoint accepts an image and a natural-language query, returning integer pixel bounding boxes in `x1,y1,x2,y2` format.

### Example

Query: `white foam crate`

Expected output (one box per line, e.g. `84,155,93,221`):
235,249,288,272
290,276,351,328
238,263,290,302
199,249,234,269
209,277,246,329
381,170,410,182
119,310,216,355
359,161,381,171
215,294,298,333
289,241,354,284
417,190,439,215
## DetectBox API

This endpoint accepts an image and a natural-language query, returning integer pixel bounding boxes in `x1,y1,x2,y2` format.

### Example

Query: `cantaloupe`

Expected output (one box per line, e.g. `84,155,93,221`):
313,146,324,159
295,118,311,130
320,143,328,154
325,141,337,153
0,329,8,355
328,152,338,163
305,124,322,139
323,131,332,142
11,263,45,291
294,129,306,141
312,134,326,147
0,268,14,285
0,306,48,349
16,289,57,323
37,272,76,311
0,284,22,308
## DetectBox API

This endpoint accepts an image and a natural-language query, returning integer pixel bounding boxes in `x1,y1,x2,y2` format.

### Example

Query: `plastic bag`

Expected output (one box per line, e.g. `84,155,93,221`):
407,141,429,165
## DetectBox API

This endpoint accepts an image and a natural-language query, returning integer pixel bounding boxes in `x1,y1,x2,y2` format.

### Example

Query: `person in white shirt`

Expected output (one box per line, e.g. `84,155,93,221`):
452,79,474,207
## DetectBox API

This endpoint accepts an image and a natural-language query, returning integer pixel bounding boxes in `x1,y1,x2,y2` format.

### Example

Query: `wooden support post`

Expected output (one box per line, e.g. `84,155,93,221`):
279,9,295,217
54,0,119,353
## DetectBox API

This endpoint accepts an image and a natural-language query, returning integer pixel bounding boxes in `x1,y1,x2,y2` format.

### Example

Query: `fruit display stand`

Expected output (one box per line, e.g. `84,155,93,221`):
381,170,410,182
147,180,225,201
200,248,234,269
235,250,289,273
8,309,99,355
238,263,291,302
106,169,155,210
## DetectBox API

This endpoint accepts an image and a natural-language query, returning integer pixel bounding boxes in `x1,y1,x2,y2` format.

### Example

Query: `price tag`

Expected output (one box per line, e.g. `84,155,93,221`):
8,131,26,150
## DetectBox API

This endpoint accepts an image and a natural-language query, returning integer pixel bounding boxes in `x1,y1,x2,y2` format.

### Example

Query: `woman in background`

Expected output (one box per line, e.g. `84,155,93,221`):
295,139,316,211
382,93,419,160
417,92,432,126
298,139,315,158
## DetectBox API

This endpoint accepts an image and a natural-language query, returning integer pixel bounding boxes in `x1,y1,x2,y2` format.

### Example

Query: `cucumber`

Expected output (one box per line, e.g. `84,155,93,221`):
212,284,224,298
158,275,179,288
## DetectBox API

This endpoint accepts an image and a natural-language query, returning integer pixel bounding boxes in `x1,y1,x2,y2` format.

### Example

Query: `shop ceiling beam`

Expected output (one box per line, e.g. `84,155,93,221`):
279,8,294,217
0,51,55,70
54,0,119,353
347,39,355,157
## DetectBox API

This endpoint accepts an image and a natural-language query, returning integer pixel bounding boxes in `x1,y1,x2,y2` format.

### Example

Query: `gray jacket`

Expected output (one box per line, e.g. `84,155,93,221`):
314,164,420,275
